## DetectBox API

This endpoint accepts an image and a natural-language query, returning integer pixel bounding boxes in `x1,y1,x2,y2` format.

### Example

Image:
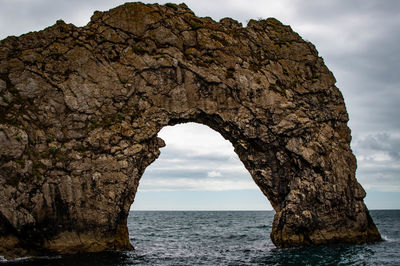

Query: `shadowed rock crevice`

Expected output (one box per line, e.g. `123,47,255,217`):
0,2,380,259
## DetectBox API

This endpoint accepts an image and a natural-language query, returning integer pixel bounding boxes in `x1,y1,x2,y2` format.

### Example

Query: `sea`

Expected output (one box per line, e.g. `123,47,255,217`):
2,210,399,265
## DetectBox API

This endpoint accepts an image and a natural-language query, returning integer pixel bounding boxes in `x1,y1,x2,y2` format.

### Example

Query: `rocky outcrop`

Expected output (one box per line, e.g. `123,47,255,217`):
0,2,380,259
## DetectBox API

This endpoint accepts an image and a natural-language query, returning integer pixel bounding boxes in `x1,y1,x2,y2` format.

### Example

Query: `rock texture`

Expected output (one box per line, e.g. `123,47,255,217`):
0,2,380,259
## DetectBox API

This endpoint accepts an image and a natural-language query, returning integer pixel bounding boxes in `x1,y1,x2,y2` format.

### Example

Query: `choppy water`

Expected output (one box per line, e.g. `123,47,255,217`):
2,210,399,265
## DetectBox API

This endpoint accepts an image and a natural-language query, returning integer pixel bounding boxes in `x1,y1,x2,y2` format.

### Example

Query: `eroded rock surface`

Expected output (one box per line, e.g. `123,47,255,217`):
0,2,380,258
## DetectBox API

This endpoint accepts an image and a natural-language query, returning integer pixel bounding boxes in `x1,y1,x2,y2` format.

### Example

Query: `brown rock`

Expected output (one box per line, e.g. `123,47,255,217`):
0,2,380,259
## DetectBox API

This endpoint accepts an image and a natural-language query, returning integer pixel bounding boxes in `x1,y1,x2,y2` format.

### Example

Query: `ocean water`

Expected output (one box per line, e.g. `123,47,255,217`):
2,210,399,265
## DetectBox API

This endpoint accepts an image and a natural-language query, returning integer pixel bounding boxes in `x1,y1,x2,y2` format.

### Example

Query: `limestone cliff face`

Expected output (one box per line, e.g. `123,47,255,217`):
0,2,380,258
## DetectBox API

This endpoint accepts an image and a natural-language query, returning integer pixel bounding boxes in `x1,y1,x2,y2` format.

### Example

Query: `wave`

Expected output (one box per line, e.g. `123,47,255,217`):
381,235,395,242
0,255,62,263
246,225,270,229
255,225,269,229
0,256,32,263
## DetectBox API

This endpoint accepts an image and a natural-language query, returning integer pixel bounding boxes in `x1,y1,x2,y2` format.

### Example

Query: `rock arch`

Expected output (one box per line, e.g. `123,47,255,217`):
0,2,380,258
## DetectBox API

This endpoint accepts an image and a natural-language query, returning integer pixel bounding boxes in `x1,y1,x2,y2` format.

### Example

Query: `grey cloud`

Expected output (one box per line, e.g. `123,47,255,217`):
150,154,240,172
353,133,400,191
0,0,127,39
145,168,249,181
345,92,400,134
354,133,400,160
159,148,235,163
294,0,400,23
356,169,400,192
358,167,400,178
331,42,400,89
141,139,250,191
289,1,400,88
144,169,207,180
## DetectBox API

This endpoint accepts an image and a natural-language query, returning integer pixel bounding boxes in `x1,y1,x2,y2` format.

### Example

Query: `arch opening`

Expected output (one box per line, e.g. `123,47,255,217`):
131,122,273,210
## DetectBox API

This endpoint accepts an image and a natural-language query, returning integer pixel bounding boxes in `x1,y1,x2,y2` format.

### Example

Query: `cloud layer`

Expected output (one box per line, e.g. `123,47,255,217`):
353,133,400,192
139,123,257,192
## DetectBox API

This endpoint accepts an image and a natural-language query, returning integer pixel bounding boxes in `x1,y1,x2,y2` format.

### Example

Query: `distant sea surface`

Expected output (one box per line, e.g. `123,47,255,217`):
3,210,399,265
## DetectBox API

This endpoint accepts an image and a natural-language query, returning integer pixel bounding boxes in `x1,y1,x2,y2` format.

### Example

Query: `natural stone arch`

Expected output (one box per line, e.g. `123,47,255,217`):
0,2,380,258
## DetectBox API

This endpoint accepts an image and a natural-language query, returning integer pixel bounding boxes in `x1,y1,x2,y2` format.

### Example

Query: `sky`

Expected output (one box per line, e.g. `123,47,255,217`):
0,0,399,210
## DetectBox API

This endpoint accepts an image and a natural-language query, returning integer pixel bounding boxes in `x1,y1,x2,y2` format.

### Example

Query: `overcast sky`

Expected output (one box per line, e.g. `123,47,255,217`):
1,0,399,210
